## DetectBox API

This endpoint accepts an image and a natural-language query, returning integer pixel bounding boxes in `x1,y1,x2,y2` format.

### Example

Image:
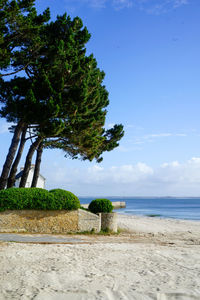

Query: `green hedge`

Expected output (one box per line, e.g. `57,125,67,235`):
49,189,80,210
0,188,80,211
88,198,113,214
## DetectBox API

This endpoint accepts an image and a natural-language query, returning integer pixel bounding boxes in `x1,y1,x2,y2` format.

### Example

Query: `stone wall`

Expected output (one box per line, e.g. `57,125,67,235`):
0,209,101,234
78,209,101,232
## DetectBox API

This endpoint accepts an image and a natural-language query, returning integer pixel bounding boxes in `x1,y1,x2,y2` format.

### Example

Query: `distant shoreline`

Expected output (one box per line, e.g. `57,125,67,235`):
80,197,200,221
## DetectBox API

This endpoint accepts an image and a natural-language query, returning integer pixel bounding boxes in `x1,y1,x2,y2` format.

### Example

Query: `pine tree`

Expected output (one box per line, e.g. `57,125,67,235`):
0,0,50,75
0,7,124,189
7,125,27,188
0,0,50,189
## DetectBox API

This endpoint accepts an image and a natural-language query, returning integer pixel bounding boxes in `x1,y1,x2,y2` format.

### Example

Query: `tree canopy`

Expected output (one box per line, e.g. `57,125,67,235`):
0,0,50,75
0,0,124,190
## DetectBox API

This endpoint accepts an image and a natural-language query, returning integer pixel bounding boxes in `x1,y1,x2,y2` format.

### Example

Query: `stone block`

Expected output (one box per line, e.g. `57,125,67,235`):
78,209,101,232
101,212,118,233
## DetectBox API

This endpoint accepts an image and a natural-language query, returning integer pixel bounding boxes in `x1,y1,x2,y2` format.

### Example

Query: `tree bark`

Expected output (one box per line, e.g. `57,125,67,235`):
0,120,25,190
19,137,42,188
7,126,28,188
31,141,43,188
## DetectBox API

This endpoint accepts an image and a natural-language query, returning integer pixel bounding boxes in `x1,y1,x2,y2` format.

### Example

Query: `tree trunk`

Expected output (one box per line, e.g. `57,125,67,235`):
31,141,43,188
19,137,42,188
7,126,28,188
0,120,25,190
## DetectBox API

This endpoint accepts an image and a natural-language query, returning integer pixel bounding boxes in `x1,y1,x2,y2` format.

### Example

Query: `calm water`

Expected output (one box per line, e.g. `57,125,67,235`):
79,197,200,221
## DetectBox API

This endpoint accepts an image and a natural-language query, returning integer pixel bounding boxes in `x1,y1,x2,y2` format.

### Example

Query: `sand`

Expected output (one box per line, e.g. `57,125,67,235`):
0,214,200,300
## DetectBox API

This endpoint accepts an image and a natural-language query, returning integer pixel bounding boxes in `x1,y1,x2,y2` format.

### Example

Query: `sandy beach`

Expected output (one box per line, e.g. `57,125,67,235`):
0,214,200,300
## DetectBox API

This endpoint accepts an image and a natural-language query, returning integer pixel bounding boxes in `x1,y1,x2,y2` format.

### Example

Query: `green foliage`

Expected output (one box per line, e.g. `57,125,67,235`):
0,6,124,161
0,187,80,211
88,198,113,214
49,188,80,210
0,188,53,211
0,1,124,191
0,0,50,72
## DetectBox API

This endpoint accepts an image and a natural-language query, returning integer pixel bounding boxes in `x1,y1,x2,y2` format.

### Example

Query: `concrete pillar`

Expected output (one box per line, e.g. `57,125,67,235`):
101,212,117,233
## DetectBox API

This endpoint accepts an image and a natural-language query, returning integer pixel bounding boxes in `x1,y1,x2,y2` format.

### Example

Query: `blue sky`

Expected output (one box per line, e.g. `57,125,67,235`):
1,0,200,196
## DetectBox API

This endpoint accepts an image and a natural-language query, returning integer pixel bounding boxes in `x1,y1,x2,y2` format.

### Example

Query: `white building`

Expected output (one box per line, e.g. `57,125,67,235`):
15,165,46,188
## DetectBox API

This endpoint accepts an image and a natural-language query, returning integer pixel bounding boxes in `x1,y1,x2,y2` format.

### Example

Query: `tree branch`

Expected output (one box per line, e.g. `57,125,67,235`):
0,64,29,77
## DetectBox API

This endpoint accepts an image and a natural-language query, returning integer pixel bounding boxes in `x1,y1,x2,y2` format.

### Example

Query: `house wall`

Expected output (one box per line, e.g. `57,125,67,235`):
15,168,45,189
0,209,101,233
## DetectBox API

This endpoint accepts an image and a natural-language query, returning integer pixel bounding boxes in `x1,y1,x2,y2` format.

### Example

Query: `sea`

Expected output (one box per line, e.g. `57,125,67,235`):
79,197,200,221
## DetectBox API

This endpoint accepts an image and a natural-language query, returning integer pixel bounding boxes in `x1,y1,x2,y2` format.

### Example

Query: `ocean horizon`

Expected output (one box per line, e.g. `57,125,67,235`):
79,196,200,221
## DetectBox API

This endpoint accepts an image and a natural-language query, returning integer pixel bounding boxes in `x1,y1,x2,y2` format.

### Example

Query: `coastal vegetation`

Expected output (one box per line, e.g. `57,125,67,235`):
88,198,113,214
49,189,80,210
0,0,124,190
0,187,80,211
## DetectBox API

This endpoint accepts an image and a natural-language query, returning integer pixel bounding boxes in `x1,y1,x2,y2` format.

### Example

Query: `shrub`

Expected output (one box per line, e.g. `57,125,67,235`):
49,189,80,210
0,188,54,211
88,198,113,214
0,188,80,211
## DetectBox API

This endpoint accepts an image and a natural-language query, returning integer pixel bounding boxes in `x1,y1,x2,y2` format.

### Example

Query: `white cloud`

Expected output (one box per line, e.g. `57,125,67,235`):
188,157,200,164
0,122,13,134
0,124,9,134
135,0,188,14
173,0,188,8
132,132,187,145
64,0,106,11
64,0,188,11
113,0,133,9
137,162,154,174
106,163,153,183
144,133,172,138
107,123,115,129
161,160,180,168
44,161,153,187
43,157,200,196
156,157,200,188
87,0,107,8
